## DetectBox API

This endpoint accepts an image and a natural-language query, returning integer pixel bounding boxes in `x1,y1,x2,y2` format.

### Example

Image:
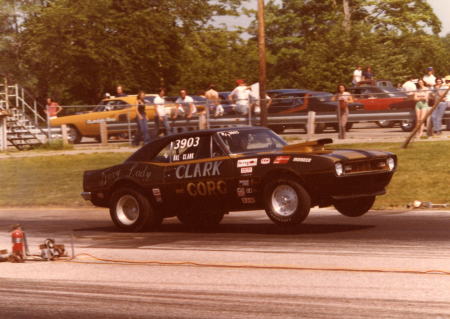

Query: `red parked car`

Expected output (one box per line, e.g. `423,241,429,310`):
349,86,416,128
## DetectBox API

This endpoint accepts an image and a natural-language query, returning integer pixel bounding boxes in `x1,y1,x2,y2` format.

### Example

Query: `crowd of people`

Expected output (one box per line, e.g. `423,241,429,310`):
398,67,450,137
110,80,273,146
352,65,450,137
44,66,448,145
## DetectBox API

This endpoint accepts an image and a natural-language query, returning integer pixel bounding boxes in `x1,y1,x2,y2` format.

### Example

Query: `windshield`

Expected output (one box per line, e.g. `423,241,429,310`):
217,129,287,154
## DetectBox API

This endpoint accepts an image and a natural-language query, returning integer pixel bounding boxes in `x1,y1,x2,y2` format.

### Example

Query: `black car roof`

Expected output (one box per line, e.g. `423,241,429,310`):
125,126,270,162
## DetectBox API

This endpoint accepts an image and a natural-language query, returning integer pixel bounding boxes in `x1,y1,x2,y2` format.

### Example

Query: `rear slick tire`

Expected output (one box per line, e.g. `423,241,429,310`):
334,196,375,217
264,178,311,226
110,187,162,232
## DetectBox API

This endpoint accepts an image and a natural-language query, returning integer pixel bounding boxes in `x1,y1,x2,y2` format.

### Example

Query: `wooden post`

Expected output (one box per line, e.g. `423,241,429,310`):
4,78,9,110
257,0,268,127
100,120,108,146
306,111,316,140
199,112,207,129
61,124,68,145
337,100,345,139
0,115,7,151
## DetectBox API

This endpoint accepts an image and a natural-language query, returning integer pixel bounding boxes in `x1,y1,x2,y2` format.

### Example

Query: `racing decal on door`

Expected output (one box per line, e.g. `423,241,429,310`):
237,158,258,168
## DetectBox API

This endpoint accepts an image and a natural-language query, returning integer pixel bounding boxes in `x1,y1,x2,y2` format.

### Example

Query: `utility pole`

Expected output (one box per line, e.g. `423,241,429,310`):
257,0,268,127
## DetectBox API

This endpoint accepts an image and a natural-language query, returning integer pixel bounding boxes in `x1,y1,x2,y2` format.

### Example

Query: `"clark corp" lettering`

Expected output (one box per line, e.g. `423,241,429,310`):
187,180,227,196
176,161,222,179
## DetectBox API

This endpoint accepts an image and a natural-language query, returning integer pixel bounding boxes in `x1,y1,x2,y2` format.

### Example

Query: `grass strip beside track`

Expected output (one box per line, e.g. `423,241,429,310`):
0,141,448,208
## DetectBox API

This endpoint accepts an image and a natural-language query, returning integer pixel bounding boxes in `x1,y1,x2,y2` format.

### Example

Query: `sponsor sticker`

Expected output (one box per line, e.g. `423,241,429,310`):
219,131,240,137
260,158,271,165
274,156,291,164
237,158,258,168
239,179,250,187
241,197,256,204
236,187,246,197
240,167,253,174
293,157,312,163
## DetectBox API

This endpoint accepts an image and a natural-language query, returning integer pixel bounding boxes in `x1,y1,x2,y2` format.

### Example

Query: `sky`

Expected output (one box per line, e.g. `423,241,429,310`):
216,0,450,36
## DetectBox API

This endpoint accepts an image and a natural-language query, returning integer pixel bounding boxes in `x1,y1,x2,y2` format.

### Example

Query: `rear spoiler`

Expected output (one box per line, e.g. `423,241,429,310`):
282,138,333,153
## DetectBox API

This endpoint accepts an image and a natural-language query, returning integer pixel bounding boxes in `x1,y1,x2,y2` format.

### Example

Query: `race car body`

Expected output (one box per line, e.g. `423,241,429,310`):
81,127,397,231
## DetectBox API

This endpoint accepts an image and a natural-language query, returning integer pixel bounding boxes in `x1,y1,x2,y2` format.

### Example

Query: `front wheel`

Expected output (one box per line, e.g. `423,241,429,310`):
334,196,375,217
67,125,82,144
400,120,415,132
110,187,162,231
264,179,311,226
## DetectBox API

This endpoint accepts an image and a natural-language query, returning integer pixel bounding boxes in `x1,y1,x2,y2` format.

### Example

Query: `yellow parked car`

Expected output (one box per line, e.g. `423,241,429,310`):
51,94,207,143
50,95,159,143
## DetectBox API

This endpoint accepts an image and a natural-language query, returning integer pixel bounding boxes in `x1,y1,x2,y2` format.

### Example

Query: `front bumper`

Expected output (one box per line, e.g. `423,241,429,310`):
81,192,92,200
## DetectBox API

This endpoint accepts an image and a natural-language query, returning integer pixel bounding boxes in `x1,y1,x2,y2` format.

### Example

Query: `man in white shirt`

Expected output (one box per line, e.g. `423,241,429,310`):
175,89,196,118
174,89,196,132
352,66,363,85
423,67,436,87
229,79,250,115
153,88,171,136
402,77,417,97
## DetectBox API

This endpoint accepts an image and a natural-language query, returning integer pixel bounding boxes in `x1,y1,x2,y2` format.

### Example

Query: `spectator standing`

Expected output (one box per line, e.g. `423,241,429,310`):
153,88,171,137
423,67,436,87
174,89,196,132
229,79,251,115
249,83,272,114
332,84,354,137
132,90,150,146
431,77,449,136
205,84,223,117
45,98,62,119
402,77,417,97
352,66,363,85
414,79,430,137
115,85,127,97
362,66,374,81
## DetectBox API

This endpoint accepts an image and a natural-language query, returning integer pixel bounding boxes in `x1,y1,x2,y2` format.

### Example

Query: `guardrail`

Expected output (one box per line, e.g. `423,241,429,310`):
102,109,450,144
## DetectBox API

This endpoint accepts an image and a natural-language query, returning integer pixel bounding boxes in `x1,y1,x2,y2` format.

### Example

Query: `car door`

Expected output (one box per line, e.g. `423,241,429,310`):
162,134,234,211
271,93,305,113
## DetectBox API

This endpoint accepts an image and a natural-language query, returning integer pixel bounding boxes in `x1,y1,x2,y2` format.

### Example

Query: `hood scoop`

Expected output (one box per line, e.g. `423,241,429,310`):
283,138,333,153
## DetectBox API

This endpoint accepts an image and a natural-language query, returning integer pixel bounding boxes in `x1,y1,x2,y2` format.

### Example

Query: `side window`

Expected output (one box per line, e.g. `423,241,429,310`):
153,143,172,163
212,138,226,157
172,136,210,162
112,101,129,110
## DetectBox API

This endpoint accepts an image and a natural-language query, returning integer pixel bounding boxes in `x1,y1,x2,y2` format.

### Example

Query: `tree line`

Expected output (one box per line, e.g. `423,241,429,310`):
0,0,449,105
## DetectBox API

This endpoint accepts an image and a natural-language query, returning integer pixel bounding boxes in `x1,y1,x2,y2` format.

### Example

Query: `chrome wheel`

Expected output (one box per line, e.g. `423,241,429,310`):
116,195,140,225
271,185,298,217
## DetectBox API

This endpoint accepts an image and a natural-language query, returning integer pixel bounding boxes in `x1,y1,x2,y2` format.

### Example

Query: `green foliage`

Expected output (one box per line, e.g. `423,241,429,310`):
1,0,249,104
261,0,450,92
36,139,74,150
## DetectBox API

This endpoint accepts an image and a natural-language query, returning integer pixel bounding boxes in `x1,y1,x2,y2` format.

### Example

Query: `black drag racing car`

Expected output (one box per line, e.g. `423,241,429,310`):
81,127,397,231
